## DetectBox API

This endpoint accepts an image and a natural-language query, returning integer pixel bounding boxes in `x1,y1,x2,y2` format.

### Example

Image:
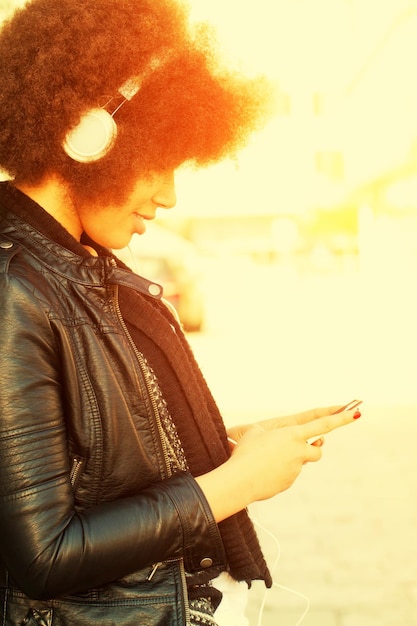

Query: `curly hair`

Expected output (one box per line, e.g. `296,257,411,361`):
0,0,274,205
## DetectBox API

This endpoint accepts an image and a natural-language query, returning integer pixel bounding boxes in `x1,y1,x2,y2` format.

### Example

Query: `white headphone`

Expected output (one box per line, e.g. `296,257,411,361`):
62,75,142,163
63,108,118,163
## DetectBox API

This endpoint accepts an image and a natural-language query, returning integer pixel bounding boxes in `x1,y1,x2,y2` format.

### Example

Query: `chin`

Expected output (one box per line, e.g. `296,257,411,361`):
109,240,132,251
102,233,134,250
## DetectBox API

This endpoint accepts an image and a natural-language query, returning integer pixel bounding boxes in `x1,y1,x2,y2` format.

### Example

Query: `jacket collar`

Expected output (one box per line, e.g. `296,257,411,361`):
0,181,163,299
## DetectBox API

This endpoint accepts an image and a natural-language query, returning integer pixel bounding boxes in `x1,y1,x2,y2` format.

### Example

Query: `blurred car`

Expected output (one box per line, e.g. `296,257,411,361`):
114,223,205,332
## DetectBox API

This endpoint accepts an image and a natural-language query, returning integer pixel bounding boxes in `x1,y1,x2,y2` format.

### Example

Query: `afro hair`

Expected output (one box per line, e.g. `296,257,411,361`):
0,0,274,205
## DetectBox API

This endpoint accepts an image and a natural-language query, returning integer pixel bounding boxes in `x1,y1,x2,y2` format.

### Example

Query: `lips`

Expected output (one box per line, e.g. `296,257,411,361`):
133,212,154,235
133,213,146,234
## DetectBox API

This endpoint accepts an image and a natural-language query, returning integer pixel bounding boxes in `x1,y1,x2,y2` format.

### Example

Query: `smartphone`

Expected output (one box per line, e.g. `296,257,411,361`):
332,399,363,414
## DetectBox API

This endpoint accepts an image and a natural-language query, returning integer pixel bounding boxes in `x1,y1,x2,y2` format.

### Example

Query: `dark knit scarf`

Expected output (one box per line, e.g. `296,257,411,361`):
117,286,271,587
0,182,272,587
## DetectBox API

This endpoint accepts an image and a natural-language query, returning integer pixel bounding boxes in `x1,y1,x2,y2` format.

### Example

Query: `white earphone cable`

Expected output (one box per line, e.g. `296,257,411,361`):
252,516,311,626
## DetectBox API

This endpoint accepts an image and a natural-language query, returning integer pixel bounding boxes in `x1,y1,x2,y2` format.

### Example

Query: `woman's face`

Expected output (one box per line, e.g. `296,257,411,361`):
77,170,177,249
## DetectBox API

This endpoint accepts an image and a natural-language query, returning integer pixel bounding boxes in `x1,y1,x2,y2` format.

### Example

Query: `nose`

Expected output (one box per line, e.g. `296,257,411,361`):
152,171,176,210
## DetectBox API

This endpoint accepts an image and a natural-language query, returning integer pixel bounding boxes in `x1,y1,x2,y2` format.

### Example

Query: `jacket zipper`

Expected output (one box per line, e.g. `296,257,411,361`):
111,278,190,623
179,558,191,626
70,457,83,488
146,559,190,626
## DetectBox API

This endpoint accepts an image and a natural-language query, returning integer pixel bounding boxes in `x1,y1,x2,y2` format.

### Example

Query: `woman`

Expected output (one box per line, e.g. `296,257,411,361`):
0,1,361,625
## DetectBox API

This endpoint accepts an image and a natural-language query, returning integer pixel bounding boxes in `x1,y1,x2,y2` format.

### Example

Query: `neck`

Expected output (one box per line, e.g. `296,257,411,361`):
16,176,83,242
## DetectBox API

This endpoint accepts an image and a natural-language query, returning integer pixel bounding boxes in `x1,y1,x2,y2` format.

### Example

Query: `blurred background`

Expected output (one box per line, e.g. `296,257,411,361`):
1,1,416,624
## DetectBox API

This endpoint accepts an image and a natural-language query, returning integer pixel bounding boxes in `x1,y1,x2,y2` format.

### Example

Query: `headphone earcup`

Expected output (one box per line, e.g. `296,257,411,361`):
63,108,117,163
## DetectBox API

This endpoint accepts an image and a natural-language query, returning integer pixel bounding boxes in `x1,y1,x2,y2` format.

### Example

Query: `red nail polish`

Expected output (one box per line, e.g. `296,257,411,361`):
353,410,361,419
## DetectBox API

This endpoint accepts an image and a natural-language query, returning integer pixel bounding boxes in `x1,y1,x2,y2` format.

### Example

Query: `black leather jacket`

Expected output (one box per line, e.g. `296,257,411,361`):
0,200,227,625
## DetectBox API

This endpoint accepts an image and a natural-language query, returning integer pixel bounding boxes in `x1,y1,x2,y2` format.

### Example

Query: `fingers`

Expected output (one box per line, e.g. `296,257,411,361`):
293,401,362,426
301,408,361,441
250,401,362,433
259,405,343,431
291,405,344,426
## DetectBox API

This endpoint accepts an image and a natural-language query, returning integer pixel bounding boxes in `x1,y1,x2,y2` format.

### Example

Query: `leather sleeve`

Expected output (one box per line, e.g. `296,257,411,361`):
0,271,226,600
